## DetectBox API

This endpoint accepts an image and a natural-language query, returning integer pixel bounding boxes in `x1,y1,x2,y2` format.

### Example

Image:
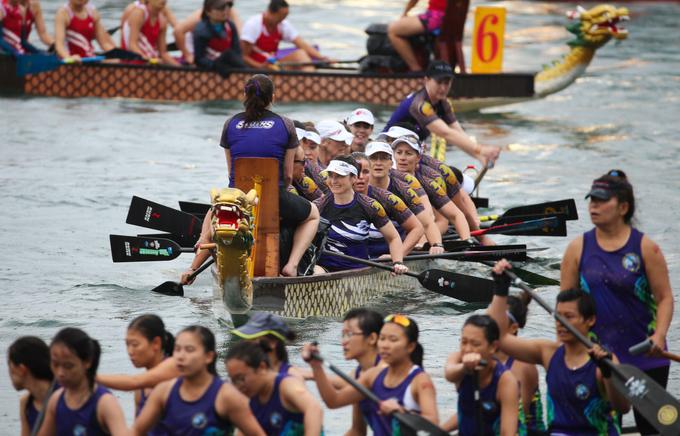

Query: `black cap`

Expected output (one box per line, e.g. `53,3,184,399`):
585,179,629,201
425,60,454,79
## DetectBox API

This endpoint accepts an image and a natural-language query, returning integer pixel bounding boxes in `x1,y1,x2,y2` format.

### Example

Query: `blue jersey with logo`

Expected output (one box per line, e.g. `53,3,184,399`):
384,88,457,141
161,376,232,436
368,366,424,436
250,373,304,435
55,384,110,436
546,346,619,435
221,110,298,187
457,361,509,436
579,228,668,370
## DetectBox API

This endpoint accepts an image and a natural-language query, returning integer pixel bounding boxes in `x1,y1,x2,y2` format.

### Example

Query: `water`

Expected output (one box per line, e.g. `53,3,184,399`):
1,0,679,432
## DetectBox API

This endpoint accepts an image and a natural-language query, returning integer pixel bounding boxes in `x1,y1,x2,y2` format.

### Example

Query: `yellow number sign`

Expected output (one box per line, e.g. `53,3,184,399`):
471,6,506,74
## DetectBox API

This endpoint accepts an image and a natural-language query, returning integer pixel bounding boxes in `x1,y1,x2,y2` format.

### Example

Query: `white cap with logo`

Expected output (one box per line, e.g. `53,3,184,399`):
365,141,394,158
321,160,358,177
346,108,375,126
317,120,353,145
377,125,419,142
391,136,422,154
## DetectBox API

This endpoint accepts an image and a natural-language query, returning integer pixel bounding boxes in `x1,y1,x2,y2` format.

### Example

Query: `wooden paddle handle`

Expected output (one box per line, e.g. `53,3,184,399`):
199,243,216,250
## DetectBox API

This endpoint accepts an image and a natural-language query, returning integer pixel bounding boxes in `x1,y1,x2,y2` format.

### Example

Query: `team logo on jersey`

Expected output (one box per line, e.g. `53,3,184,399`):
388,194,408,213
73,425,87,436
191,412,208,428
622,252,641,273
303,176,319,192
370,200,387,218
235,120,275,129
403,173,421,190
269,412,283,428
575,383,590,400
419,101,435,117
429,180,447,197
406,188,421,205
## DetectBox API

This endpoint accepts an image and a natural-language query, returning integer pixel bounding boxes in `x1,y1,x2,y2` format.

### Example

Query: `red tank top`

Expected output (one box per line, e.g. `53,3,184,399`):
250,16,281,63
121,2,159,58
428,0,447,13
65,3,96,57
206,23,232,60
1,0,34,53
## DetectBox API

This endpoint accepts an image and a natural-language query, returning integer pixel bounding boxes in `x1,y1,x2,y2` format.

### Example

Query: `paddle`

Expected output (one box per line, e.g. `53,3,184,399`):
629,340,680,364
100,48,144,61
277,58,361,68
110,235,193,262
16,54,105,76
473,165,489,193
478,199,578,223
499,265,680,436
382,246,530,263
126,196,202,247
150,258,215,297
321,250,494,303
444,216,566,239
178,200,211,219
310,352,449,436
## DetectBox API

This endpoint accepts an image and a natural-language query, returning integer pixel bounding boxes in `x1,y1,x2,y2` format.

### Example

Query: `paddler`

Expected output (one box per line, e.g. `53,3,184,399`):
387,0,447,72
121,0,179,65
384,61,501,168
172,5,241,65
302,119,353,194
240,0,329,71
363,141,445,254
0,0,53,55
312,156,409,274
290,144,324,201
352,152,424,258
488,259,630,435
54,0,114,61
193,0,246,75
560,170,674,434
346,108,375,153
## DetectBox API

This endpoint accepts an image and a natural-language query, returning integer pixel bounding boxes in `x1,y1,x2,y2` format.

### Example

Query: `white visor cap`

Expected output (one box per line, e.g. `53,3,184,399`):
317,120,353,145
347,108,375,126
321,160,358,177
391,136,422,154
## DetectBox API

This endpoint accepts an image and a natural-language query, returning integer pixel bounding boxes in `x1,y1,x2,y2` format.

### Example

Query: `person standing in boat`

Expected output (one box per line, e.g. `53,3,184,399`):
240,0,329,71
7,336,55,435
38,328,128,435
54,0,114,61
385,61,501,168
121,0,179,65
347,108,375,153
560,170,674,435
312,156,409,273
133,325,265,435
303,314,440,434
387,0,447,72
193,0,246,75
444,314,520,436
226,341,324,435
489,260,630,435
352,151,424,258
0,0,53,55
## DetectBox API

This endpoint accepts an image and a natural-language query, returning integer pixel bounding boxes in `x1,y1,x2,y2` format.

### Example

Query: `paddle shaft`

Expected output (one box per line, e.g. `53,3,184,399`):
322,250,414,277
380,247,529,262
186,257,215,281
278,59,360,67
473,165,489,192
629,340,680,363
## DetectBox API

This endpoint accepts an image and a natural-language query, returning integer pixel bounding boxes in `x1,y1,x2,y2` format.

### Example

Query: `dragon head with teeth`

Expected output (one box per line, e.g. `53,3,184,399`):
567,4,629,48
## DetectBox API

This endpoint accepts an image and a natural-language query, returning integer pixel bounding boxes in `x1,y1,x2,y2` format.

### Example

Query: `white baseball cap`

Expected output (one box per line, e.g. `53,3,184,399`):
347,108,375,126
321,160,358,177
365,141,394,158
378,125,418,142
317,120,353,145
391,136,422,154
296,128,321,145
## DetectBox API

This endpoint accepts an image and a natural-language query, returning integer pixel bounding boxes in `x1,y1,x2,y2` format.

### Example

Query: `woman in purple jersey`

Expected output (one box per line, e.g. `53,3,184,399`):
8,336,54,436
98,314,176,435
561,170,674,435
39,328,128,436
133,325,264,435
226,341,323,435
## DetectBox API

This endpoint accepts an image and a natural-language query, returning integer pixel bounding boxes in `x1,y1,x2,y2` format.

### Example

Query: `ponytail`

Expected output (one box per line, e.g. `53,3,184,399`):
243,74,274,122
410,342,424,368
383,314,424,368
51,328,101,389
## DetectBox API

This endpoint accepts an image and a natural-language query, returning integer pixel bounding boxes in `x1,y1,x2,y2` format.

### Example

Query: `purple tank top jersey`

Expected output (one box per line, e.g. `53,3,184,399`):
161,376,232,435
55,384,110,436
25,395,39,432
354,355,381,430
138,389,168,435
457,360,508,436
579,228,668,370
546,346,619,435
366,185,411,258
367,366,423,436
249,373,304,435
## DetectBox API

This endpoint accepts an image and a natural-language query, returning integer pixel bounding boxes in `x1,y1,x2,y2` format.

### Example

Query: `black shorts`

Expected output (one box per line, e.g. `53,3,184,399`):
279,188,311,227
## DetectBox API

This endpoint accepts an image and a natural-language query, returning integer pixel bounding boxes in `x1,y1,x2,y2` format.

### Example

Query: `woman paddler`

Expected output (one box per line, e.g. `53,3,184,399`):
560,170,674,435
193,0,246,75
489,259,630,435
312,155,409,273
352,151,424,258
121,0,178,65
303,314,440,435
132,325,265,435
172,5,241,65
97,314,177,435
226,341,324,435
8,336,55,435
444,314,520,436
0,0,53,55
391,135,471,241
38,328,128,435
54,0,114,61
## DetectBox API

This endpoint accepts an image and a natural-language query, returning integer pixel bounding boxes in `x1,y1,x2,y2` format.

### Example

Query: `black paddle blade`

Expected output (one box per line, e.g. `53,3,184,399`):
609,362,680,436
510,267,560,286
484,216,567,237
471,196,489,208
394,412,449,436
178,201,211,217
489,213,569,227
126,196,202,247
109,234,187,262
503,199,578,221
418,269,494,303
150,281,184,297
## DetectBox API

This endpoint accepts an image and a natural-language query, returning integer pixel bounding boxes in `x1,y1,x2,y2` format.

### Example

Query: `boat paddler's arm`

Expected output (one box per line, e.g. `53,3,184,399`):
292,36,328,61
642,236,674,355
399,214,424,255
401,0,419,17
97,357,180,391
377,221,408,273
240,40,272,70
427,119,500,167
301,343,365,409
93,10,115,52
54,8,72,59
415,209,444,254
173,9,201,64
31,0,55,47
126,8,147,58
157,20,180,66
162,4,178,28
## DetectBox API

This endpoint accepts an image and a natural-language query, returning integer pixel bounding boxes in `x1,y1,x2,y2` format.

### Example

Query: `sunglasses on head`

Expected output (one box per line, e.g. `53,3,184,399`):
384,314,411,328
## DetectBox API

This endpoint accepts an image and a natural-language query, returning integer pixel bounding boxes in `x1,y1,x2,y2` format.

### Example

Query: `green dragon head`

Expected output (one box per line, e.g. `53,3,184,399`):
566,4,629,48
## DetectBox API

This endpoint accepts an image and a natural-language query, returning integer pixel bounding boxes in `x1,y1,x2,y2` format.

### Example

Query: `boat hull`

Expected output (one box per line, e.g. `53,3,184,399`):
0,55,535,111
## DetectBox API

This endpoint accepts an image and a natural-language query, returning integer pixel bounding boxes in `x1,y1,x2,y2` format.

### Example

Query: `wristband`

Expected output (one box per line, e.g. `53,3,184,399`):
492,271,511,297
393,261,405,267
431,243,443,248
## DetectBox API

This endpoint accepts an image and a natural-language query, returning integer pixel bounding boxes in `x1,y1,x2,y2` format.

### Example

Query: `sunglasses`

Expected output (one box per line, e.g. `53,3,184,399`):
384,314,411,328
294,159,305,164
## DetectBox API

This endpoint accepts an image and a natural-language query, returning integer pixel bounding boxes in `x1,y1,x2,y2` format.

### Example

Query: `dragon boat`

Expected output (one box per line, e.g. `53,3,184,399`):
0,4,628,112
